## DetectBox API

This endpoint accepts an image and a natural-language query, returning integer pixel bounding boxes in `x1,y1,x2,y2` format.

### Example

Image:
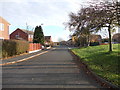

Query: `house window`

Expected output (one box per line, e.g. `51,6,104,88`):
29,35,33,38
15,35,19,38
0,23,4,31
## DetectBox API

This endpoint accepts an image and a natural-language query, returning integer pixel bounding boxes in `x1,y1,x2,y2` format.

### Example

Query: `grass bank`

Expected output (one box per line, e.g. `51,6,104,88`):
72,44,120,87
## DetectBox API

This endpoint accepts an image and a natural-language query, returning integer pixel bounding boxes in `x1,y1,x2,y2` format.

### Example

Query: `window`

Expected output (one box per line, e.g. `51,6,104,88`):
29,35,33,38
0,23,4,31
15,35,19,38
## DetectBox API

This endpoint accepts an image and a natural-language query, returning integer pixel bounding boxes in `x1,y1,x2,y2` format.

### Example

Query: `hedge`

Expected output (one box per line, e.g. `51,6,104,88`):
1,39,29,58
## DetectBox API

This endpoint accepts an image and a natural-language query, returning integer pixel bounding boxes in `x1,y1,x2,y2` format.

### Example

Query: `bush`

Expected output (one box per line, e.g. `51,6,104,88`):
2,40,29,58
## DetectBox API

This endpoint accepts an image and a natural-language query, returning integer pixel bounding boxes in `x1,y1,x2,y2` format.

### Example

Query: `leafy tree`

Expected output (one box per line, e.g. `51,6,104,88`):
33,26,44,44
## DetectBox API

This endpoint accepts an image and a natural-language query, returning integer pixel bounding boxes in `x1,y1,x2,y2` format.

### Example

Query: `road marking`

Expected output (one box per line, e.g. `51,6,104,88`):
0,49,54,66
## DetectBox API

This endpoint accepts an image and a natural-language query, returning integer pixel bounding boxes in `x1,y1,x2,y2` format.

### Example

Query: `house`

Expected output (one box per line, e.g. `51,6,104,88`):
44,36,52,46
112,33,120,43
89,34,102,43
10,28,34,42
53,42,59,46
0,16,10,39
72,36,78,46
70,34,102,46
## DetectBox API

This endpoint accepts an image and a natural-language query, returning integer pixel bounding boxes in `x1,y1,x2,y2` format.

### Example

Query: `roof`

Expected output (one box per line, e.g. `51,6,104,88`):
90,34,101,37
45,36,51,40
0,16,10,25
112,33,120,38
113,33,120,36
20,29,34,35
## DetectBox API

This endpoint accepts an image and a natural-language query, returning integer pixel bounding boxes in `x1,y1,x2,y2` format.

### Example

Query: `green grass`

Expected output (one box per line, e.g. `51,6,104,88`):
72,44,120,87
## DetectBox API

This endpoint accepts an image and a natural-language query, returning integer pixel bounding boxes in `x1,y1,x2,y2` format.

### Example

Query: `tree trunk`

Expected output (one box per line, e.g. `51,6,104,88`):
87,35,90,46
108,25,112,52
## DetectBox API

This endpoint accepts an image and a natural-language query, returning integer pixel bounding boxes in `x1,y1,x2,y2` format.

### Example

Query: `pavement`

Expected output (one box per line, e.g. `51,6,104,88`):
2,46,102,88
1,49,51,65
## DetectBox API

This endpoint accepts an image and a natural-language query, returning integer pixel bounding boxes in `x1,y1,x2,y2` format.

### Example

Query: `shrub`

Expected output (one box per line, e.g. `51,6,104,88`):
14,40,29,55
2,40,29,58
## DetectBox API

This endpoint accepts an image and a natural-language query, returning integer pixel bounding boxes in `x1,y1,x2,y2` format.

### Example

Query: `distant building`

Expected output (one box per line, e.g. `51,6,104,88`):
59,41,66,45
10,28,34,42
53,42,59,46
89,34,102,43
44,36,52,45
0,16,10,39
71,36,78,46
112,33,120,43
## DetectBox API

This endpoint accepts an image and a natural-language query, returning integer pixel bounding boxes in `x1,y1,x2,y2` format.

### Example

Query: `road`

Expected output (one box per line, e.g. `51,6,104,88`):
2,46,102,88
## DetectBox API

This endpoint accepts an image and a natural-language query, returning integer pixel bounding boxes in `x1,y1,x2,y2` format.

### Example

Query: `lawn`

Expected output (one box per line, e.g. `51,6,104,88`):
72,44,120,87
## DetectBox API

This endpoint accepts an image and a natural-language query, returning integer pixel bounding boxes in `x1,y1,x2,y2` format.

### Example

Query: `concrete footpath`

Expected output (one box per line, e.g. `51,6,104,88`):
1,49,52,65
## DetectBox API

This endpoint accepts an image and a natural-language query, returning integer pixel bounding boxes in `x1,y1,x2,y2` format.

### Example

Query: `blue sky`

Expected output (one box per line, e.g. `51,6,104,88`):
1,0,118,41
0,0,89,42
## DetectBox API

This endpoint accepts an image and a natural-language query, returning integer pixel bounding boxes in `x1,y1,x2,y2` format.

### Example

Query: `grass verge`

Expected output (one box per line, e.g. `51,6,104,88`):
72,44,120,87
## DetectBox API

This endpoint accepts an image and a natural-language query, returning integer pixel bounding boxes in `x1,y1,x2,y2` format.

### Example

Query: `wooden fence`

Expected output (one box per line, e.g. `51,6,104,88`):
29,43,42,52
100,43,108,45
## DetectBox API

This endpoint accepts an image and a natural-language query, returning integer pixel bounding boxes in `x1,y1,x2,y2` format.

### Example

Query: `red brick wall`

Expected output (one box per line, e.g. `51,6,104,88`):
10,29,28,41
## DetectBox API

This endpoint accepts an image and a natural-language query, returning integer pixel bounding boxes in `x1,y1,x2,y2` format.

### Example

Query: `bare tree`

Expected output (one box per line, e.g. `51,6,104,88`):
66,1,120,51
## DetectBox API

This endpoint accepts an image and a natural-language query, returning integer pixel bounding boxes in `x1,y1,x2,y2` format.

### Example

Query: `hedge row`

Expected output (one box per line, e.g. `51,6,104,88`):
1,39,29,58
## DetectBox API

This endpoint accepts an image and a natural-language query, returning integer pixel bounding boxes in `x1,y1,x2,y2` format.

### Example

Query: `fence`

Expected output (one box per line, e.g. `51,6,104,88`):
100,43,108,45
29,43,42,52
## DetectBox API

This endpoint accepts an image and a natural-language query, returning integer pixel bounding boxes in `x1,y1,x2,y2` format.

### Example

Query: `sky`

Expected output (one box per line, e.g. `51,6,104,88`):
0,0,90,42
0,0,118,42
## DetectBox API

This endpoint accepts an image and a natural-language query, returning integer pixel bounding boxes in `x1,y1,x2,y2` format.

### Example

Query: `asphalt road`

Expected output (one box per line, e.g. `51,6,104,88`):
2,46,102,88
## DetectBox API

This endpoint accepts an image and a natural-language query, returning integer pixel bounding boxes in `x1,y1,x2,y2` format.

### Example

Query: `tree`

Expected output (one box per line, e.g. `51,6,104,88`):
87,1,120,52
33,26,44,44
66,1,120,51
66,7,98,47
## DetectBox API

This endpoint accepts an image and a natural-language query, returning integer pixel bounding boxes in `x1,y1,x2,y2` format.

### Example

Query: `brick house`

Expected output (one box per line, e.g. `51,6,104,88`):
112,33,120,43
44,36,52,45
89,34,102,43
0,16,10,39
10,28,34,42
